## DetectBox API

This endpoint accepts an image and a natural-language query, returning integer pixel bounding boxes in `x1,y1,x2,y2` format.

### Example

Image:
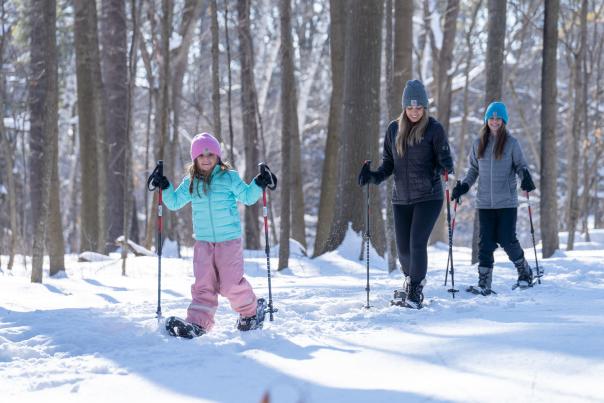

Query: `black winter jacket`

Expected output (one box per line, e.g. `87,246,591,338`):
375,117,454,204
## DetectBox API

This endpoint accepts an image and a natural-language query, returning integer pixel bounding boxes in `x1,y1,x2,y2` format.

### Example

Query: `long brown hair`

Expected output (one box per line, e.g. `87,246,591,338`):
187,159,231,196
477,122,508,159
395,108,430,156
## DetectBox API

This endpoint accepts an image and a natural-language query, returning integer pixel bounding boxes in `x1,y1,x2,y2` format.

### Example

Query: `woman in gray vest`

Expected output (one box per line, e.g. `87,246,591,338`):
358,80,454,308
452,101,535,295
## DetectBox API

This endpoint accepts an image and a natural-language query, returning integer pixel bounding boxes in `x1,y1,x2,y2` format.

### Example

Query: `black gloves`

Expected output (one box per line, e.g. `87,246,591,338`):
520,168,536,192
255,169,277,190
358,161,382,186
451,181,469,203
151,175,170,190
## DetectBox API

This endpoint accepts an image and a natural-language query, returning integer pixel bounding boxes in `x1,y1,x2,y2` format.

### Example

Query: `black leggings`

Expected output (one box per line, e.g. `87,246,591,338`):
393,199,443,282
478,208,525,268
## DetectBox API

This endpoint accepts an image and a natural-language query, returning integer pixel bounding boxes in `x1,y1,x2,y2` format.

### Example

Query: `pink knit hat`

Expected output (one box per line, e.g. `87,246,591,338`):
190,132,221,161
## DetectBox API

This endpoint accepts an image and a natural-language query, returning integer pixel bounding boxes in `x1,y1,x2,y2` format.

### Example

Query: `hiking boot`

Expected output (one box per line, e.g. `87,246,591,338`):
404,279,426,309
236,298,268,331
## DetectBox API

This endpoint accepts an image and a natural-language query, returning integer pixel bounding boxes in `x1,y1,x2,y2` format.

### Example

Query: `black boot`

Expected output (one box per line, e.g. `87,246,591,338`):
404,279,426,309
477,266,494,295
514,258,533,289
236,298,268,331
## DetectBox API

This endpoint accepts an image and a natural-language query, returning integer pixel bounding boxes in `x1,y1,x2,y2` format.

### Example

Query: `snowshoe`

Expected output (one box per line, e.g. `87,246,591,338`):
236,298,268,331
390,276,412,306
512,258,534,290
466,266,496,296
165,316,206,339
390,279,426,309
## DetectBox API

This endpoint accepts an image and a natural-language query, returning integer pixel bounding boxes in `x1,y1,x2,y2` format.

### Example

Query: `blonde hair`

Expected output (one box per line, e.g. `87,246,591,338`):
395,109,429,156
187,159,231,196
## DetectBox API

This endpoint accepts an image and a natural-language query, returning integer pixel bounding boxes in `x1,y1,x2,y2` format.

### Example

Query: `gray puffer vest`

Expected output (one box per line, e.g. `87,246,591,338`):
462,133,529,209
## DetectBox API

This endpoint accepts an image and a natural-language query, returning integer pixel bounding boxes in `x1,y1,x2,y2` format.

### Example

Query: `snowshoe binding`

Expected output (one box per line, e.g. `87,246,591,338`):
165,316,206,339
390,275,411,305
391,279,425,309
512,258,534,290
236,298,268,331
466,266,496,296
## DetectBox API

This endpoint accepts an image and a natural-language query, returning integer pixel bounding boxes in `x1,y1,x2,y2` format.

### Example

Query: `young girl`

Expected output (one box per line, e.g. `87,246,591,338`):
151,132,276,337
358,79,454,309
452,101,536,295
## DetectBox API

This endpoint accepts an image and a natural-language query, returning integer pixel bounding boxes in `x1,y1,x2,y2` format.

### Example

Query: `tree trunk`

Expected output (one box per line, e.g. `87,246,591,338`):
29,0,58,282
210,0,222,141
75,0,106,253
330,0,386,256
278,0,295,270
471,0,507,264
101,0,128,251
430,0,460,245
540,0,560,258
313,0,346,257
566,0,587,251
238,0,261,250
0,10,17,271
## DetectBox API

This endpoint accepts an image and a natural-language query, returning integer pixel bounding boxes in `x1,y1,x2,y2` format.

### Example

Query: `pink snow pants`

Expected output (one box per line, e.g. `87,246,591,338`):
186,238,257,331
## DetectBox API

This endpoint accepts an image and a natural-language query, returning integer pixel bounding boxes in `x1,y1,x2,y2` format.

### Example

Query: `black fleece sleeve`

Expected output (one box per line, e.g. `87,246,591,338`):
375,121,396,182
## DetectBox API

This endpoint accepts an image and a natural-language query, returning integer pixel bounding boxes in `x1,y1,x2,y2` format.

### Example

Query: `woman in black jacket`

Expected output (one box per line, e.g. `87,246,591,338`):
359,80,454,308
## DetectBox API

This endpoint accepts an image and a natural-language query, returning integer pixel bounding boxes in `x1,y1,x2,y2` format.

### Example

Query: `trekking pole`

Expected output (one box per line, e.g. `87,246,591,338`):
444,198,458,287
363,161,372,309
444,170,459,298
259,163,278,321
146,160,164,319
526,191,542,284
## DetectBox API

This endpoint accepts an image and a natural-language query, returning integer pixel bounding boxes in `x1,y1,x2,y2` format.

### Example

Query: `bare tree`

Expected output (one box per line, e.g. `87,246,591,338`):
540,0,560,258
238,0,261,250
101,0,128,250
330,0,386,256
74,0,107,253
470,0,507,264
0,0,18,271
313,0,346,257
428,0,460,245
565,0,587,251
210,0,222,141
29,0,59,282
278,0,295,270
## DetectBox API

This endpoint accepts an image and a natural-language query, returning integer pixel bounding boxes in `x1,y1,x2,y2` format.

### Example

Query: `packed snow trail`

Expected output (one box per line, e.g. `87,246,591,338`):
1,229,603,402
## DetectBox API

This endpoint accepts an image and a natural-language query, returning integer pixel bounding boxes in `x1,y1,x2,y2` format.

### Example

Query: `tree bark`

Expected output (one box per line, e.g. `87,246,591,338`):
75,0,106,253
29,0,58,282
471,0,507,264
330,0,386,256
313,0,345,257
278,0,295,270
101,0,128,251
238,0,261,250
566,0,587,251
210,0,222,142
540,0,560,258
430,0,460,245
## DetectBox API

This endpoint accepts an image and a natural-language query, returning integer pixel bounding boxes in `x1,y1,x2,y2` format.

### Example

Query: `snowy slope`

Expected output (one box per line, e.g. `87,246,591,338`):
1,229,604,403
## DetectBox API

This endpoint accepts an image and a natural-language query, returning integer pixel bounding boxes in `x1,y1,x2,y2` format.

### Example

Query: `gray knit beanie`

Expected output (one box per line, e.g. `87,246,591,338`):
401,79,429,108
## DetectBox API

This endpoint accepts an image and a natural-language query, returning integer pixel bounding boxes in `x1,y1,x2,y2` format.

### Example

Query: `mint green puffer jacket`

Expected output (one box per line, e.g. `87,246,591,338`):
162,165,262,242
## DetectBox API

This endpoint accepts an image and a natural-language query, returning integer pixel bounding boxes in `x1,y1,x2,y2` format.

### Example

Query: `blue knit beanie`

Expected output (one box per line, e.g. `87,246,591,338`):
402,80,429,108
484,101,508,124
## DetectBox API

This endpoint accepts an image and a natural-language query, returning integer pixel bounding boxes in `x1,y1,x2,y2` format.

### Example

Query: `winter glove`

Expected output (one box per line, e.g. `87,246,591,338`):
151,175,170,190
451,181,469,203
255,170,277,190
358,161,382,186
520,168,536,192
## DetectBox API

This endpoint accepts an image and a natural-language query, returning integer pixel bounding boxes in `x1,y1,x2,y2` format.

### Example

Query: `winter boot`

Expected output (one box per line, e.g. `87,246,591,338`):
236,298,268,331
513,258,534,289
404,279,426,309
467,266,495,296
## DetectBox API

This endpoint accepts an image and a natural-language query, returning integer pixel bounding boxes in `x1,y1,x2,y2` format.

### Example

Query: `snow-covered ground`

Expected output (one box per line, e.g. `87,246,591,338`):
1,229,604,403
